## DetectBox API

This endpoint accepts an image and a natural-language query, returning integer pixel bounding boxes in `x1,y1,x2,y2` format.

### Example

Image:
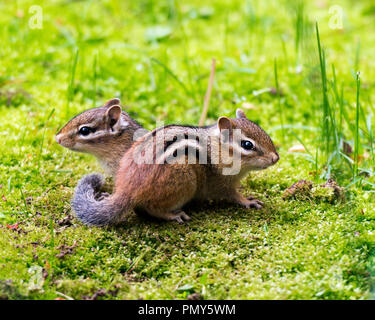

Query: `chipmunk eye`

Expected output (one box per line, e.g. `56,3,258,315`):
79,126,92,136
241,140,254,150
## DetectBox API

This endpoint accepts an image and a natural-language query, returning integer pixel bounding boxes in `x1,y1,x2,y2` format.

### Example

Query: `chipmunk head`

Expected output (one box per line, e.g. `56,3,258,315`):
55,98,140,156
217,109,279,171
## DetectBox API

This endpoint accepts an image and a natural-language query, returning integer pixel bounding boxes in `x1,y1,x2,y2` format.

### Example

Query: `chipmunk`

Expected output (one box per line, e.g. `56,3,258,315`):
55,98,147,176
72,109,279,226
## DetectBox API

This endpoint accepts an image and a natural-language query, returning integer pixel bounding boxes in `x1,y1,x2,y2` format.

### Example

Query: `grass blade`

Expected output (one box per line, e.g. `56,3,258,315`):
354,72,361,177
66,47,79,118
274,58,284,141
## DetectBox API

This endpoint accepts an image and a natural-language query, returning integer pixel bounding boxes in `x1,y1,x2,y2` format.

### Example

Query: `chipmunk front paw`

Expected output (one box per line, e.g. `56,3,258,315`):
170,210,191,224
231,192,264,210
244,198,264,209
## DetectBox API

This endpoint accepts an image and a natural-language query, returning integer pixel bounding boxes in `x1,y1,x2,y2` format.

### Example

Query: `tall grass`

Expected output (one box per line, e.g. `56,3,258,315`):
150,57,191,98
245,0,258,51
274,58,285,142
354,72,361,177
314,23,369,184
366,113,374,171
92,51,98,107
316,23,334,169
295,2,305,60
48,215,55,282
66,47,79,118
223,12,229,55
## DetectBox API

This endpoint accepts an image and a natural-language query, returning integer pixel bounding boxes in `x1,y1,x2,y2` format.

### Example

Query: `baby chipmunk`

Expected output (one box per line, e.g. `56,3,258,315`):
55,98,146,176
72,109,279,226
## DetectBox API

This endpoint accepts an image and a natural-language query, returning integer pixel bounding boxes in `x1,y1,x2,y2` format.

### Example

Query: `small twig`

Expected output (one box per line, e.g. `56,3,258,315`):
199,59,216,126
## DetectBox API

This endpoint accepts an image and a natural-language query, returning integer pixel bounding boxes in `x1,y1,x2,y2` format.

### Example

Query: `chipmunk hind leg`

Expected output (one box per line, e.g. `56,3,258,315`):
147,209,191,224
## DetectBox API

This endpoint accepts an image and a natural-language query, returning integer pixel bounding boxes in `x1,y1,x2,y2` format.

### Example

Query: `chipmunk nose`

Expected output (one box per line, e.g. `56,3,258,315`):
55,135,62,145
272,152,280,164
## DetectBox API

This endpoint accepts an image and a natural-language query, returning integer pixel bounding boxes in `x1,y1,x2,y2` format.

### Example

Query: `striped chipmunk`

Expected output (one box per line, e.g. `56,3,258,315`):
55,98,147,177
72,109,279,226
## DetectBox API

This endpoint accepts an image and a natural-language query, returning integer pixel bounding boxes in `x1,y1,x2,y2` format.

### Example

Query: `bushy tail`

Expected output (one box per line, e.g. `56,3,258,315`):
71,174,129,226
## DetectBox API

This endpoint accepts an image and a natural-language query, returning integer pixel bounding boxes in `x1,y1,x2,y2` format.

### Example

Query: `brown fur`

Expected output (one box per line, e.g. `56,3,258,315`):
71,109,279,225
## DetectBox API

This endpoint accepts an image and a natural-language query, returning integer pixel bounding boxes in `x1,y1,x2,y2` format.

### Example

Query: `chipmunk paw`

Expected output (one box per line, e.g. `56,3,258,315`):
171,210,191,224
245,198,264,209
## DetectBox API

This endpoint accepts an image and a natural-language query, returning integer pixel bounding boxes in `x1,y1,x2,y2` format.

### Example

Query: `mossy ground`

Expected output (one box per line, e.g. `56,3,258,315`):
0,0,375,299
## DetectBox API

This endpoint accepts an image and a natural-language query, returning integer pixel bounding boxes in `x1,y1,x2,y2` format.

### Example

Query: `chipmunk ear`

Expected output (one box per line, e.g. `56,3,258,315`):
218,116,235,141
105,105,122,130
104,98,121,108
218,116,234,135
236,109,247,119
218,116,232,131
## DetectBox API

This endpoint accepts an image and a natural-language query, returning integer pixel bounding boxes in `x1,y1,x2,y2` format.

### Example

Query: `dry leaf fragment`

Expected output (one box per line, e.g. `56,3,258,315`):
288,144,306,153
241,102,256,110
